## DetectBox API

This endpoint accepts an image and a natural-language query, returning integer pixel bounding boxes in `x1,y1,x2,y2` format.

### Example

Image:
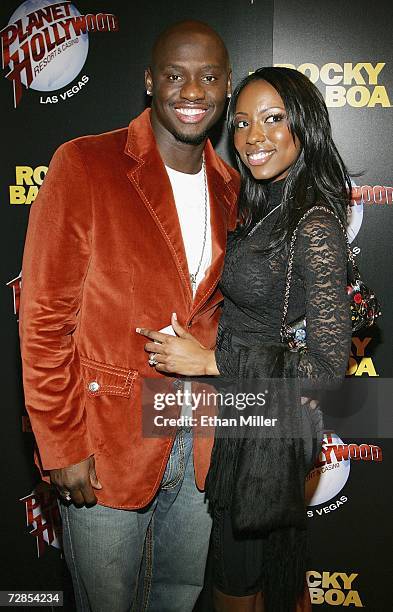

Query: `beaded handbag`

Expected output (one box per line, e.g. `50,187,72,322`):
281,206,381,351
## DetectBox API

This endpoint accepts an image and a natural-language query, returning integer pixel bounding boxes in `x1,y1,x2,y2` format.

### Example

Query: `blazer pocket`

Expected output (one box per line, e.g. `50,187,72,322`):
80,356,138,398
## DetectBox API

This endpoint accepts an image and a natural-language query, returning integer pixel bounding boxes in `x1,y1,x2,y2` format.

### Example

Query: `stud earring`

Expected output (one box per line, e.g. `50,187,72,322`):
227,93,232,99
146,90,152,95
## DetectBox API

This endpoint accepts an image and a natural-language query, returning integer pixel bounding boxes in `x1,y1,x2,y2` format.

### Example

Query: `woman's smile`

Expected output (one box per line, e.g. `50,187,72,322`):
246,149,275,165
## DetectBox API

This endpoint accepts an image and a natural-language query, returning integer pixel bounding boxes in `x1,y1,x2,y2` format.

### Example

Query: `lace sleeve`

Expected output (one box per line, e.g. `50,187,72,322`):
295,209,352,382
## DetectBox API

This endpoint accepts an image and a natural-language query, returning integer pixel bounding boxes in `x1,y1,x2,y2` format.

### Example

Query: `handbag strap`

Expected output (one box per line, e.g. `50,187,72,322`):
280,205,355,341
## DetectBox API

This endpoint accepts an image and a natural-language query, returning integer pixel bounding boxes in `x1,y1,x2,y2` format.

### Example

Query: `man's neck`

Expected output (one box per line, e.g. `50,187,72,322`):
151,115,205,174
161,145,205,174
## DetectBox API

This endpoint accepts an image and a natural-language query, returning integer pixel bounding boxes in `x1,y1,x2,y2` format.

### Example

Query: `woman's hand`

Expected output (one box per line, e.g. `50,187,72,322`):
136,313,219,376
301,396,319,410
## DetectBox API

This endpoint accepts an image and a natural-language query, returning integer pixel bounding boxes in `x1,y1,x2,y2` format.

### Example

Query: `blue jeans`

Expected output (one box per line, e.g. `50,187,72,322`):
60,429,212,612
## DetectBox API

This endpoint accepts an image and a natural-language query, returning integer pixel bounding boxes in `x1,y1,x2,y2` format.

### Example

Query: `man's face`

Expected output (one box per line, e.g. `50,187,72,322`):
146,31,231,145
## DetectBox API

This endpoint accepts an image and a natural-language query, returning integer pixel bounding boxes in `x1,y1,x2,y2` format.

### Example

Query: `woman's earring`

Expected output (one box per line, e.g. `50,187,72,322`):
227,93,231,99
146,90,152,96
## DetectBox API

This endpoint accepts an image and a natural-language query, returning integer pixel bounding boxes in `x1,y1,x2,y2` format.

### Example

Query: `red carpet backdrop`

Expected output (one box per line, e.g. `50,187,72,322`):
1,1,391,609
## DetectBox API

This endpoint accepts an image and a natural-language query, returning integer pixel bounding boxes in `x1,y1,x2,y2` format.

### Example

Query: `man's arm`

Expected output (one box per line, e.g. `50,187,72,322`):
19,141,100,504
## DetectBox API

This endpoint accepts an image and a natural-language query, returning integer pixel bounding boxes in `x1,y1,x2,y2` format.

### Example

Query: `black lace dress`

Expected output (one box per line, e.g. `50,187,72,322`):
209,179,352,601
216,180,351,380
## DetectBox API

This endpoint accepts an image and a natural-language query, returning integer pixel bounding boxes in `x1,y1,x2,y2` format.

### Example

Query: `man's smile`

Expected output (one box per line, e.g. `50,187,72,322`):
173,105,210,124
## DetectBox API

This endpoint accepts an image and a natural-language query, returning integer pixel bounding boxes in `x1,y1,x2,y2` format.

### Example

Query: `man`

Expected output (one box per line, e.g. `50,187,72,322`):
19,20,239,612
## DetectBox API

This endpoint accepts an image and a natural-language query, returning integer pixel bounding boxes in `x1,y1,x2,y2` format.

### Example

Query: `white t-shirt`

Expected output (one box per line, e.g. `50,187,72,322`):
165,164,212,296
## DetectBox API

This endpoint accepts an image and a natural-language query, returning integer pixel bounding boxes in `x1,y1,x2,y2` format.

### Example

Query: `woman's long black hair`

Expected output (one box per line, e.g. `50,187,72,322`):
227,67,352,247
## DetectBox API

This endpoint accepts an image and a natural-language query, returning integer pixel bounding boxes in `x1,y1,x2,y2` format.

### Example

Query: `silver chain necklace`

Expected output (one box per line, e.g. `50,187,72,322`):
247,186,312,238
247,200,283,237
189,155,208,295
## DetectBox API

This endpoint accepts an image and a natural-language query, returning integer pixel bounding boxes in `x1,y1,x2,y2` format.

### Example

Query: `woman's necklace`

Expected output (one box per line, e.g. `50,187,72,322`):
246,186,313,239
247,201,283,238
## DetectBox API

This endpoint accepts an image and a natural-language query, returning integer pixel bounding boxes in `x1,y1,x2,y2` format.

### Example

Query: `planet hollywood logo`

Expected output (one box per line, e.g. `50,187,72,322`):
7,272,22,316
306,432,382,518
351,184,393,206
20,486,62,557
348,183,393,245
0,1,119,107
344,181,393,270
347,181,363,244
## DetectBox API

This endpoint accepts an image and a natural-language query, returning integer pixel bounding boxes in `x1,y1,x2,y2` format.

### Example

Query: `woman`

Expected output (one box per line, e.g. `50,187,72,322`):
138,67,352,611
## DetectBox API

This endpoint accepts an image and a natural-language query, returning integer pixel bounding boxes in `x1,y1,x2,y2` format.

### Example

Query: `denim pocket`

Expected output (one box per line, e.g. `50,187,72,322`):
160,431,186,490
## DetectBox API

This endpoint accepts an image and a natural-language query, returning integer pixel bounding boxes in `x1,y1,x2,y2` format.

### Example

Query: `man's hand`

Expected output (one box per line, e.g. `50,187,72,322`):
50,456,102,506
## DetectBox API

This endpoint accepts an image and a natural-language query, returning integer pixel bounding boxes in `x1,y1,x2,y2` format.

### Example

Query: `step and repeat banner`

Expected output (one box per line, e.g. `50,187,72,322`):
273,3,392,610
1,0,391,610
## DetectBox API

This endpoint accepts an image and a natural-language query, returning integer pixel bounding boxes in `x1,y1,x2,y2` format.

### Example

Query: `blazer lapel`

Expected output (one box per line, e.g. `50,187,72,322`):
124,109,193,302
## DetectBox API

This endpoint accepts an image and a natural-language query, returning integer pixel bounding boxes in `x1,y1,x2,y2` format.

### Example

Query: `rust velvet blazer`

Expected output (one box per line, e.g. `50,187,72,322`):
19,108,239,509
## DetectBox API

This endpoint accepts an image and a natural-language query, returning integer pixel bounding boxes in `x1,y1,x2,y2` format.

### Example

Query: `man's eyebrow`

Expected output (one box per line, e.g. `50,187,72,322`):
162,64,184,71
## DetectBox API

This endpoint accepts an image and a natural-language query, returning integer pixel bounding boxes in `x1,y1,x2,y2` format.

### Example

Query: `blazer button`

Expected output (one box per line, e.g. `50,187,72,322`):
88,381,100,393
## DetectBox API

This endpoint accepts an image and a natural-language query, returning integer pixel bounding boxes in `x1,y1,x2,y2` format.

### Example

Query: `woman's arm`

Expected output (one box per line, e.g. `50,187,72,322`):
296,209,352,381
136,313,219,376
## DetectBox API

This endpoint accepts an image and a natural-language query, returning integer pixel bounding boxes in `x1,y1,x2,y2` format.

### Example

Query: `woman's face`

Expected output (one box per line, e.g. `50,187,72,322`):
233,79,301,182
